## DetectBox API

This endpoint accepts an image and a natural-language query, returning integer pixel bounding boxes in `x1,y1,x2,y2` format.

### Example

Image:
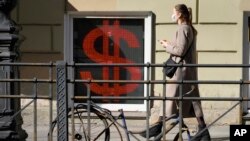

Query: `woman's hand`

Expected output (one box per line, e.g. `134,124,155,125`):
158,39,169,48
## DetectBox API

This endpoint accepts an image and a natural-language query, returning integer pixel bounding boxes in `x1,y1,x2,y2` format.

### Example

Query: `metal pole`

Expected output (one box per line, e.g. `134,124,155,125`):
48,62,53,141
56,61,68,141
178,65,183,141
162,66,167,141
33,78,37,141
146,63,150,141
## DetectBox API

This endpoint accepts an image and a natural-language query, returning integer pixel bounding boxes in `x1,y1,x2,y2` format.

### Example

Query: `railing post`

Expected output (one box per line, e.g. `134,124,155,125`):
56,61,68,141
0,0,27,140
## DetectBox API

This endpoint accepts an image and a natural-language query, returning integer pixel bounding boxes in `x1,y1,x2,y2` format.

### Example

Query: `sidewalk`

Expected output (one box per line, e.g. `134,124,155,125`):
124,119,230,141
20,105,230,141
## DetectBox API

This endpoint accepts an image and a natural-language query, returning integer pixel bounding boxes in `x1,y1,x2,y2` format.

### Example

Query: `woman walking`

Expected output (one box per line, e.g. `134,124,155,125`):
140,4,211,141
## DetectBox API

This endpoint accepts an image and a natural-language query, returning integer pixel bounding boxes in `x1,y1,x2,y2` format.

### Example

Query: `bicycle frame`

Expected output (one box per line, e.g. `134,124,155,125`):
92,101,191,141
89,101,138,141
49,101,192,141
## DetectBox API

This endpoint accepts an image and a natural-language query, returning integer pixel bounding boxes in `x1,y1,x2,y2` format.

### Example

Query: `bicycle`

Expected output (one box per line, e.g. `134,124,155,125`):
48,101,193,141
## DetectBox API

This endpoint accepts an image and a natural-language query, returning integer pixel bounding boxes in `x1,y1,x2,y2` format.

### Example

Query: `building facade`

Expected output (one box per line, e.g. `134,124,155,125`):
12,0,250,125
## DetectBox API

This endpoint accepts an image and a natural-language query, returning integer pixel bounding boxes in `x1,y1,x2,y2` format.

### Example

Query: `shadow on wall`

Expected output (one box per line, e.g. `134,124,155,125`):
66,2,78,11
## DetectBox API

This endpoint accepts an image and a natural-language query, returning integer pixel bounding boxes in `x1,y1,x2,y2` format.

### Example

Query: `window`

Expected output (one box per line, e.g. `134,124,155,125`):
64,12,154,111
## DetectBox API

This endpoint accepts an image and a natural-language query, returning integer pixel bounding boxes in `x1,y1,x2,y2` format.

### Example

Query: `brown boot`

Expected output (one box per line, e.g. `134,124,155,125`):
192,125,211,141
139,122,162,138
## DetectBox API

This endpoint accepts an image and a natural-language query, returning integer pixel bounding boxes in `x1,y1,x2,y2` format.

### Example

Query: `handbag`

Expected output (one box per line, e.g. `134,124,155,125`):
163,57,178,78
163,44,193,78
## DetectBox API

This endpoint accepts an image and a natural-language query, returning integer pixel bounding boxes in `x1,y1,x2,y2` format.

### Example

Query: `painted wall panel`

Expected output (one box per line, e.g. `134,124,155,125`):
196,25,239,51
117,0,197,23
68,0,197,23
239,0,250,11
19,0,64,24
53,26,64,52
199,0,241,23
67,0,117,11
20,26,51,52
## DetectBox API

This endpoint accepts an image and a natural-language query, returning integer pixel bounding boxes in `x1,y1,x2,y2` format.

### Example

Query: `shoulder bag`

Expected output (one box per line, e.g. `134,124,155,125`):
163,44,192,78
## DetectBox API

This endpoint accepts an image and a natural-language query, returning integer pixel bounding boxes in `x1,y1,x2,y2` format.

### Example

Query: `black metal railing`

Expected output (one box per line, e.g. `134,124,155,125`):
57,62,250,141
0,62,250,141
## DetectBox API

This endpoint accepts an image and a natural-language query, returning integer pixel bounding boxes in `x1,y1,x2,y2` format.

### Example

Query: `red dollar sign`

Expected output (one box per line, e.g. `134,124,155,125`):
80,20,142,96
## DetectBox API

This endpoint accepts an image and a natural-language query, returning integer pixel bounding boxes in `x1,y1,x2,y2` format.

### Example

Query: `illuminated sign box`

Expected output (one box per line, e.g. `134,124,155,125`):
64,11,154,111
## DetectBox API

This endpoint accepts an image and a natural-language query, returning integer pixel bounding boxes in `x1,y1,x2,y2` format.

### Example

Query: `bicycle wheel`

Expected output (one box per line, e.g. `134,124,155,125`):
71,106,110,141
104,116,123,141
89,103,124,141
49,106,110,141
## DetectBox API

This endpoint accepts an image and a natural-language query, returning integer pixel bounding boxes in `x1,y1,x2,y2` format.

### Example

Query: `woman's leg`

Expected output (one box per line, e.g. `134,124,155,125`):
140,68,181,138
192,101,211,141
192,101,206,125
159,73,180,117
196,116,206,128
139,81,179,138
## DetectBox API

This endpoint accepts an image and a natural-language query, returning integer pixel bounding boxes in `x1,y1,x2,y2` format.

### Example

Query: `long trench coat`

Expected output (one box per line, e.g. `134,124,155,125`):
159,24,204,118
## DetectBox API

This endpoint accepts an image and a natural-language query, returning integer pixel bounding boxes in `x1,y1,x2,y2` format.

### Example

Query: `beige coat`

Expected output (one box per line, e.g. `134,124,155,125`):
160,24,204,118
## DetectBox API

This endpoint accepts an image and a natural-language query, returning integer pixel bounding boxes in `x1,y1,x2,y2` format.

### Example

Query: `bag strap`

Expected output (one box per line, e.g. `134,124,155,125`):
176,38,194,64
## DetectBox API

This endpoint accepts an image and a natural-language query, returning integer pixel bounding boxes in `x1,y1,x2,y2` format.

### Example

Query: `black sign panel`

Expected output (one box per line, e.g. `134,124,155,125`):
73,18,145,104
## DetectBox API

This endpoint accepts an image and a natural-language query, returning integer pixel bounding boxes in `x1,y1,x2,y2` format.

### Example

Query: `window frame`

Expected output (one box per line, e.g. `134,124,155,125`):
64,11,154,111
